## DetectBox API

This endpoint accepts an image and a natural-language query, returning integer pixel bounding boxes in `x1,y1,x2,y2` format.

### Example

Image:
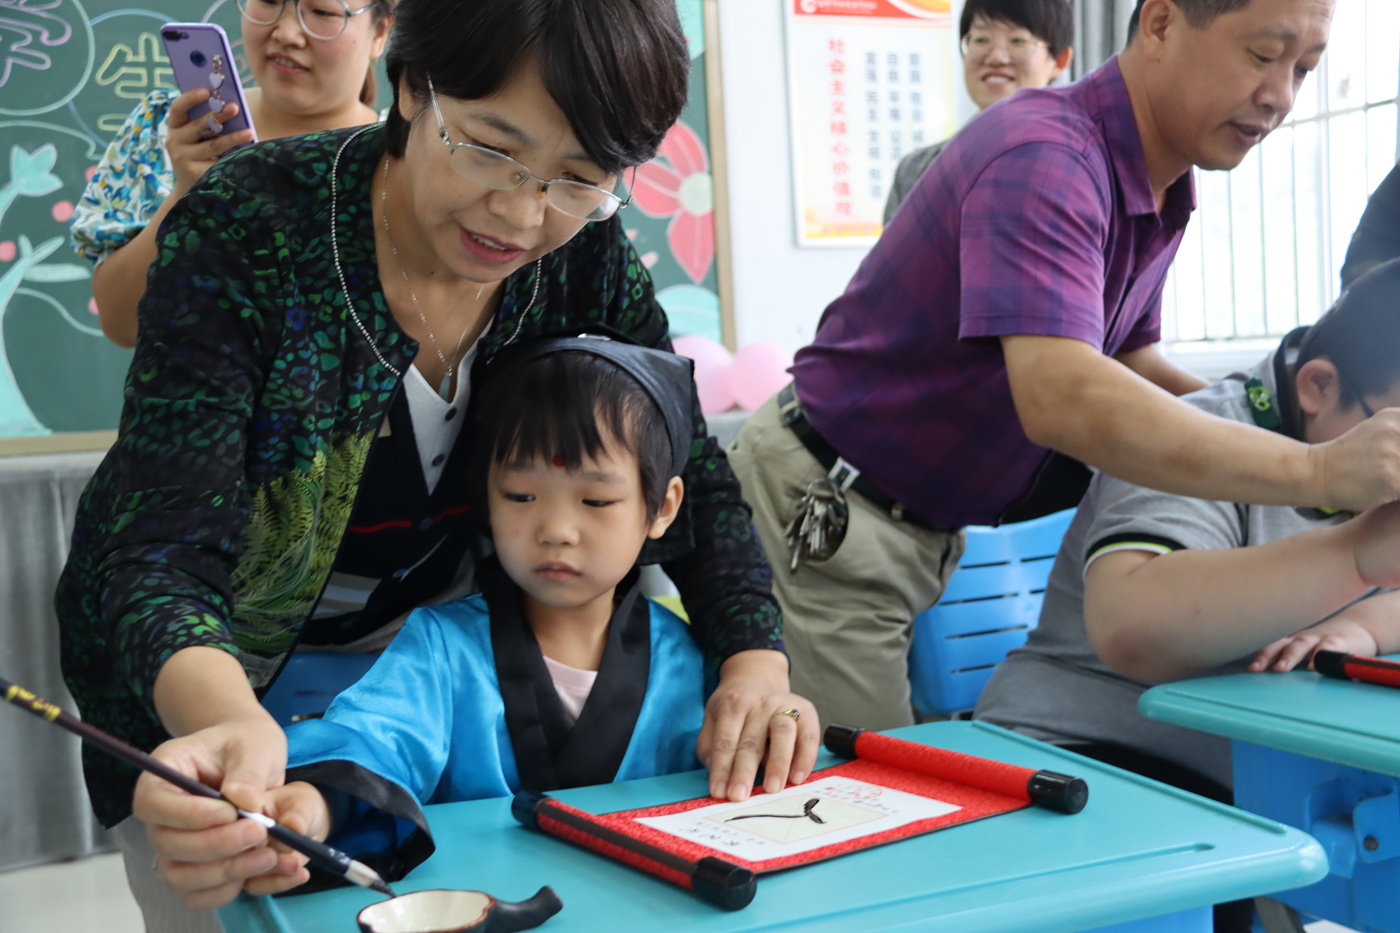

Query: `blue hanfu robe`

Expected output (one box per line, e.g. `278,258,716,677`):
284,571,707,881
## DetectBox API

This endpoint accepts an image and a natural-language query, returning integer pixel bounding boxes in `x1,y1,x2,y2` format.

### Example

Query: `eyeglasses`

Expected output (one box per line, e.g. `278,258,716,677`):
1335,367,1377,419
236,0,376,41
426,75,632,223
960,30,1050,64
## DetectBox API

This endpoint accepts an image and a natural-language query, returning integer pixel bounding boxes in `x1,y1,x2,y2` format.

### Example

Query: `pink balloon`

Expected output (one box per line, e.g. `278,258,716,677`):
729,342,794,412
672,334,735,416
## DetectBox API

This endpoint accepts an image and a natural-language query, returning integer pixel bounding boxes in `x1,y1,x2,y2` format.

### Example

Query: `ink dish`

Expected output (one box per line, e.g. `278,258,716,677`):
356,886,562,933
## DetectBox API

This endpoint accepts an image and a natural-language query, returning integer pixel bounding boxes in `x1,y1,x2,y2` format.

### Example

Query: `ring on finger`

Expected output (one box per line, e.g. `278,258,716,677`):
771,707,801,724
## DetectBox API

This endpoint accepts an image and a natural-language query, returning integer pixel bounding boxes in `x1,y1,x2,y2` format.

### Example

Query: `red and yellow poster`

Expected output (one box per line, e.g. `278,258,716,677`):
787,0,955,244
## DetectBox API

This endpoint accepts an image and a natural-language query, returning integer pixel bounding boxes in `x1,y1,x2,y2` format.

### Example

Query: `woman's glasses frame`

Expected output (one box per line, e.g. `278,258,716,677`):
425,74,633,223
236,0,377,41
959,29,1050,65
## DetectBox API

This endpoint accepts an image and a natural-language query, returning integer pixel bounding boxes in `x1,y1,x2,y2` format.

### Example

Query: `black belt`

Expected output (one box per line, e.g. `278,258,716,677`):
777,384,955,533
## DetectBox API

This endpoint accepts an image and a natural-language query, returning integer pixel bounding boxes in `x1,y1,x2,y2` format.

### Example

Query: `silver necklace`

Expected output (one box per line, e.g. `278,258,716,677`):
381,156,476,400
331,125,400,379
328,126,544,381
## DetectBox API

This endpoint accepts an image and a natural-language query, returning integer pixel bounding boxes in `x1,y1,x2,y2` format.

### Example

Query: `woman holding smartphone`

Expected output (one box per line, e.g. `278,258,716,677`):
57,1,812,930
71,0,394,348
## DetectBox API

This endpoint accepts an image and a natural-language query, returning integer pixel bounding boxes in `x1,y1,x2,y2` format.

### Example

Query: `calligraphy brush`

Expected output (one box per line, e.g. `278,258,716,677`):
0,675,394,897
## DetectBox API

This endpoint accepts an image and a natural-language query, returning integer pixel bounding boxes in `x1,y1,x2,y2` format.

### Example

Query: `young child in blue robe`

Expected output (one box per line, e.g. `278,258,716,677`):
268,336,710,884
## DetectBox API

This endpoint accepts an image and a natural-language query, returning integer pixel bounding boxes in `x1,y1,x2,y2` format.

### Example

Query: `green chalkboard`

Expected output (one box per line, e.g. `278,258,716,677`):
629,0,726,345
0,0,722,441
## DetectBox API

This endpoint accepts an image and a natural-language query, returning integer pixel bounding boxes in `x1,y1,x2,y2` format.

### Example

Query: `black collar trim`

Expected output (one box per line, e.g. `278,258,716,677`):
482,558,650,792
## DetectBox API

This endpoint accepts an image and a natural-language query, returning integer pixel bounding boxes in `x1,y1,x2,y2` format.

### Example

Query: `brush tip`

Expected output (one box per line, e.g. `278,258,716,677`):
346,857,394,897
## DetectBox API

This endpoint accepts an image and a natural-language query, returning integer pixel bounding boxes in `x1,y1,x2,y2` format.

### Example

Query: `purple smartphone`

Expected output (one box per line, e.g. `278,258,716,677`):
161,23,257,146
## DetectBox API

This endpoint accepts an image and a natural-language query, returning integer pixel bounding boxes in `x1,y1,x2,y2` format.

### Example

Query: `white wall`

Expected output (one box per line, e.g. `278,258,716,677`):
716,0,975,352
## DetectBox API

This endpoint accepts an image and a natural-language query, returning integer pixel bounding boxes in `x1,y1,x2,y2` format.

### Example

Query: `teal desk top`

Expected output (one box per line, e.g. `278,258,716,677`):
1139,657,1400,778
216,721,1325,933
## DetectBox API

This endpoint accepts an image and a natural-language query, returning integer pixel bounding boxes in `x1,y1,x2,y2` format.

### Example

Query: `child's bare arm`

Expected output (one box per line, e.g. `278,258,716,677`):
1085,502,1400,682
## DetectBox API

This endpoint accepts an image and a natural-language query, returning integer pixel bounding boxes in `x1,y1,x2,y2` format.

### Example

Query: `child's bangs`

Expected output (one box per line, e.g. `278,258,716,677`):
476,349,675,519
485,354,645,472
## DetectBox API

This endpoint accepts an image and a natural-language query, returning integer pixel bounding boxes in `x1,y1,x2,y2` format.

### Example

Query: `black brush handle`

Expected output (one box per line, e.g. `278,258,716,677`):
0,675,387,893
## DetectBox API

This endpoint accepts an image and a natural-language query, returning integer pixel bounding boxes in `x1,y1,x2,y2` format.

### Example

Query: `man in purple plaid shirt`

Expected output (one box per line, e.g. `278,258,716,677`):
727,0,1400,733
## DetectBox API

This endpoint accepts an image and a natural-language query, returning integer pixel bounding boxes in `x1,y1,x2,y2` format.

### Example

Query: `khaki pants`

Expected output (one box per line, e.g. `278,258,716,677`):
728,394,964,731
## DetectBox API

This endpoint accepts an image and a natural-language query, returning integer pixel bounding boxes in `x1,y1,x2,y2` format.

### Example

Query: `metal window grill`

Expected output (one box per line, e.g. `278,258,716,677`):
1162,2,1400,346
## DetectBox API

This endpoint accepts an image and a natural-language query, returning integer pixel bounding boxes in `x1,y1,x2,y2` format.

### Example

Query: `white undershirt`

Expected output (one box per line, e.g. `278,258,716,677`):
403,321,491,494
542,655,599,724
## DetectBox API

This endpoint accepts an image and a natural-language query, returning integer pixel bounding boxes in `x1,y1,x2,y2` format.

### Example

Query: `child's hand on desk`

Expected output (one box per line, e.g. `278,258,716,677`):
1250,615,1381,673
698,650,821,801
1250,505,1400,673
1247,504,1400,671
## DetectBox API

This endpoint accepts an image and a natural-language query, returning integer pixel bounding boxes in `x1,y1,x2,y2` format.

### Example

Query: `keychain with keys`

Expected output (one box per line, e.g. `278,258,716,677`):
785,458,859,572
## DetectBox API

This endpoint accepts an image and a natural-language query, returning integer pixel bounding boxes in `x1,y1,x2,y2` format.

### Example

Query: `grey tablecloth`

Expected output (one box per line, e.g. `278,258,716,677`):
0,451,111,872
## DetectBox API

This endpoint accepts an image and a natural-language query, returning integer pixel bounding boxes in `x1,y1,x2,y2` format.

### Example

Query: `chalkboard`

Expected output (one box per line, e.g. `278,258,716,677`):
0,0,726,444
631,0,729,346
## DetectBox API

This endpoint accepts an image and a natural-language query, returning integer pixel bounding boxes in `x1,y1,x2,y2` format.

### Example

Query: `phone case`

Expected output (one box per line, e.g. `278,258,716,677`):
161,23,257,144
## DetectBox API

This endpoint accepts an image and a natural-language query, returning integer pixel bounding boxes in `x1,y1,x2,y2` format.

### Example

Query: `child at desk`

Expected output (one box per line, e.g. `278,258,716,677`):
976,260,1400,932
258,337,804,885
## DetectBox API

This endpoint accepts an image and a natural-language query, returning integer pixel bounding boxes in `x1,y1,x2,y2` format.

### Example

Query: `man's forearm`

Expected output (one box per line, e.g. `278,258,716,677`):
1005,335,1323,507
1114,344,1209,397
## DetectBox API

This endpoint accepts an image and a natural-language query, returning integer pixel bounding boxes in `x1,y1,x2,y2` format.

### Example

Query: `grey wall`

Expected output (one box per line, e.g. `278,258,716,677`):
1073,0,1139,76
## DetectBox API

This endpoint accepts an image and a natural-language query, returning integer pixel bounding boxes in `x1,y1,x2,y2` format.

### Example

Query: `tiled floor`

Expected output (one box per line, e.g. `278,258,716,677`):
0,853,1365,933
0,853,143,933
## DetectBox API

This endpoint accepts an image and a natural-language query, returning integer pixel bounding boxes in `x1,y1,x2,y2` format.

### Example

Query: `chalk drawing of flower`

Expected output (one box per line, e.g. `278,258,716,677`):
634,120,714,284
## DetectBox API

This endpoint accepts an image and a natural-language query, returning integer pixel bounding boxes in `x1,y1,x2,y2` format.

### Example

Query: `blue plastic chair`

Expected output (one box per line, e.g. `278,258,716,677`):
259,652,380,726
908,508,1076,717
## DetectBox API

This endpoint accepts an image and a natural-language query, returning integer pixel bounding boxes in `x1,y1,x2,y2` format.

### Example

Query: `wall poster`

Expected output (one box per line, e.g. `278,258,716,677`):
785,0,956,246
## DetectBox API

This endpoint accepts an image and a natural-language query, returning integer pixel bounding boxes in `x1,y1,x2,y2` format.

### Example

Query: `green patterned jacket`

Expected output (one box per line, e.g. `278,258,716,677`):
55,126,782,827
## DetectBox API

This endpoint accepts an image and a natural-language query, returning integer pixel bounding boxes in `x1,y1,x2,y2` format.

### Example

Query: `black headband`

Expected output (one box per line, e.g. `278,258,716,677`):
492,335,695,479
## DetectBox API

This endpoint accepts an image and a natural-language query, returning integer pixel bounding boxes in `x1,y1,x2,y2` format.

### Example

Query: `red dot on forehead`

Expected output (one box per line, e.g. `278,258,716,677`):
553,456,565,468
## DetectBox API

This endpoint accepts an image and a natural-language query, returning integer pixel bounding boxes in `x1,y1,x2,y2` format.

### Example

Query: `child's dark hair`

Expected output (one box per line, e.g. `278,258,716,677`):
383,0,690,175
1297,258,1400,409
961,0,1074,55
475,350,675,520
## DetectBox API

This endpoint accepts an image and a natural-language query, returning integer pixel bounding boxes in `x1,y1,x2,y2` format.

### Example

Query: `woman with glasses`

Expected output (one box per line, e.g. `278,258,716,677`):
56,1,810,929
71,0,394,348
883,0,1073,223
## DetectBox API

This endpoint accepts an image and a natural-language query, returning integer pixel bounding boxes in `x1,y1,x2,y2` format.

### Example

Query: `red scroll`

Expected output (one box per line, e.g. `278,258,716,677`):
513,724,1087,910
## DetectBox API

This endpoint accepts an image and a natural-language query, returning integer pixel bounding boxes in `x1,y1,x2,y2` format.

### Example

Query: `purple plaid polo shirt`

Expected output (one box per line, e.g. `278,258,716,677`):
790,56,1196,528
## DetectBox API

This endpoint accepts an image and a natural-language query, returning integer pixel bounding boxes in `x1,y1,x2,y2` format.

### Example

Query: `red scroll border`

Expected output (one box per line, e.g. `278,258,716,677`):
575,756,1029,874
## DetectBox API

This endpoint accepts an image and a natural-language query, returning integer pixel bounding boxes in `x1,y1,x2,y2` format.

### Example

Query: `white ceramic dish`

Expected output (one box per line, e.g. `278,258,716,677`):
356,886,562,933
